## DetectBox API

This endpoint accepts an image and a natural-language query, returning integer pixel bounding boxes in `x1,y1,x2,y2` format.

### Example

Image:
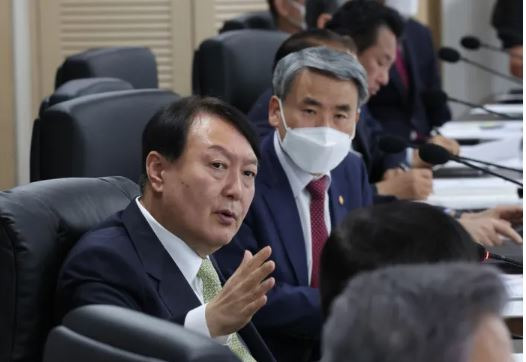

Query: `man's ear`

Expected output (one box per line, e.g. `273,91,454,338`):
145,151,167,193
355,110,361,124
317,13,332,29
268,95,282,128
273,0,289,17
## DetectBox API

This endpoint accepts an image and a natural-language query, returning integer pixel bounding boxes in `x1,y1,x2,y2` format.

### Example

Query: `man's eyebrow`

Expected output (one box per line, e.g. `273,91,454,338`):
301,97,322,107
207,144,258,166
335,104,352,112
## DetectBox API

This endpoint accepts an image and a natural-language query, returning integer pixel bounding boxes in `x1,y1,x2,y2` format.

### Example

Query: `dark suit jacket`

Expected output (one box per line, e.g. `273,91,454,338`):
56,201,275,362
367,19,451,141
214,135,373,361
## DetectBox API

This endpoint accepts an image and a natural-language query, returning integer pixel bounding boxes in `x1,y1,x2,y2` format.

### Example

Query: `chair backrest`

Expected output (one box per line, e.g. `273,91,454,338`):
43,305,239,362
219,10,275,33
38,89,179,183
0,176,139,362
193,29,288,113
55,47,159,89
32,78,134,182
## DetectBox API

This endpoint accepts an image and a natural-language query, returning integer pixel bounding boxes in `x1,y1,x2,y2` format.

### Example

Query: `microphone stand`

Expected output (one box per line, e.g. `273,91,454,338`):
462,57,523,84
458,156,523,173
451,156,523,187
448,96,517,119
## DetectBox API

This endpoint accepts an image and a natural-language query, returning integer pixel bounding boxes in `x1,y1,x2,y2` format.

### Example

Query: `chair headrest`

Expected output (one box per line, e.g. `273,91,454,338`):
43,305,238,362
39,89,179,181
55,47,158,89
194,29,288,113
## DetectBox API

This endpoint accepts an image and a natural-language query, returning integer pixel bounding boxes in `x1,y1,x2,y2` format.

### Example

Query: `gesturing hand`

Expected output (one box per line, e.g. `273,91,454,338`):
206,246,275,337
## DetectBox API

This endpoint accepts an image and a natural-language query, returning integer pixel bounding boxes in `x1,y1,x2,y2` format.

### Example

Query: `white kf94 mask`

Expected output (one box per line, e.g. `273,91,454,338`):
277,98,354,174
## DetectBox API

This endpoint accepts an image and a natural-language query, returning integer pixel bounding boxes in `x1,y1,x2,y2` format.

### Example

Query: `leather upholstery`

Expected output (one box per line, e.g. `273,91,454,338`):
219,10,275,33
38,89,179,183
32,78,134,182
44,305,239,362
0,176,139,362
55,47,158,89
193,29,288,113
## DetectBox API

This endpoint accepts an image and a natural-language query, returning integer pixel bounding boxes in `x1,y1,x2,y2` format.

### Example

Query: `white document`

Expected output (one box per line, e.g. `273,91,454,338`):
501,274,523,301
460,138,522,163
470,103,523,115
438,120,523,140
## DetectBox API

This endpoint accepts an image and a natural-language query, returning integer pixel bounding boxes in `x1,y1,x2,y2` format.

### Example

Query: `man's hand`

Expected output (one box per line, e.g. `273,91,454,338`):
412,135,461,168
459,205,523,246
206,246,275,337
376,168,433,200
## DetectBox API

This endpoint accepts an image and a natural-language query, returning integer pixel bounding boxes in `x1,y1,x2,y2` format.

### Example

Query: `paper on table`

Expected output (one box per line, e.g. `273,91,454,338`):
460,138,522,162
470,103,523,115
438,120,523,140
502,300,522,318
501,274,523,300
512,354,523,362
426,177,521,209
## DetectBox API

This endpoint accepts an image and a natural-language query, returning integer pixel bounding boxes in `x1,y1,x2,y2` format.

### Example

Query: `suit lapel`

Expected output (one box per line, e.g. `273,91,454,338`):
259,136,309,286
328,172,349,228
121,202,201,323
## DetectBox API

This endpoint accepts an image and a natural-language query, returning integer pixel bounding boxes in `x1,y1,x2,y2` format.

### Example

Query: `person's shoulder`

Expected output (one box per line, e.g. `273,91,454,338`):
336,152,368,176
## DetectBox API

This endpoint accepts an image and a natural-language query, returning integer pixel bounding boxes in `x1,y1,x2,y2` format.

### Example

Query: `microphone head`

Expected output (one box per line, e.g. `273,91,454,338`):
421,89,448,108
438,47,461,63
378,135,408,154
460,36,480,50
418,143,451,165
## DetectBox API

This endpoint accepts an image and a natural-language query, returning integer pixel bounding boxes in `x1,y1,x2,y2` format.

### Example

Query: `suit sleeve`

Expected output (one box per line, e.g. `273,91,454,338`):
215,212,322,340
56,241,144,321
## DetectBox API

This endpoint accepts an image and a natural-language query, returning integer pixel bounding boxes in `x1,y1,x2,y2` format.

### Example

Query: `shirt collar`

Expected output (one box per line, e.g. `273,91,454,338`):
273,130,332,197
135,197,204,284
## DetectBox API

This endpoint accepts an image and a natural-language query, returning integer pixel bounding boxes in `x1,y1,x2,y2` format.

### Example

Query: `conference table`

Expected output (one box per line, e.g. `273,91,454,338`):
424,91,523,356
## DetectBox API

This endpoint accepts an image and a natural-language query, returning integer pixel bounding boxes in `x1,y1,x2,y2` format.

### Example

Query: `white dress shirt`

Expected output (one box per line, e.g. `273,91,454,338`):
273,131,332,284
135,198,228,343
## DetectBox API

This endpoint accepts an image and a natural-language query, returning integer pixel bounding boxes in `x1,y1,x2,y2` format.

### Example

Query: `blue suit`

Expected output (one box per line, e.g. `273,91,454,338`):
56,201,276,362
214,134,373,361
368,19,451,141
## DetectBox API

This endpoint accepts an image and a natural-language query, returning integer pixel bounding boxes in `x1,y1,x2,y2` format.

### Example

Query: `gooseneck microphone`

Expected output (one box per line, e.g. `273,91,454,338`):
421,89,516,120
480,246,523,269
418,143,523,187
460,35,523,59
438,46,522,85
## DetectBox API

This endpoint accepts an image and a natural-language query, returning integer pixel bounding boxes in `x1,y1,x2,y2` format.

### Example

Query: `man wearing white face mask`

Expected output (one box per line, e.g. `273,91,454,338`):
215,46,372,362
267,0,307,33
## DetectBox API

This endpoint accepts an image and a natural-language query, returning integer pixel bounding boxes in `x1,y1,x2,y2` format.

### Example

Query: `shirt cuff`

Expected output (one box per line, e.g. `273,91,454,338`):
184,304,229,345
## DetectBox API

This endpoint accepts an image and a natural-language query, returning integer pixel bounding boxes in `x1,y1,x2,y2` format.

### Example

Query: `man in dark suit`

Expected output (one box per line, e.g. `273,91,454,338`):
215,46,373,362
56,96,277,362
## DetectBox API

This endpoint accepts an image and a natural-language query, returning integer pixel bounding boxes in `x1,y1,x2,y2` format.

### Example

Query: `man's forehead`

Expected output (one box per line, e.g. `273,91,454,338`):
187,113,257,161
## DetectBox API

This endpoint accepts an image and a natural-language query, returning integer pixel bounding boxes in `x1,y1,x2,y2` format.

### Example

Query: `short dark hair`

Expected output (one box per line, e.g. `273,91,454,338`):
322,263,508,362
267,0,277,19
325,0,404,53
319,201,482,316
273,28,356,69
140,96,260,192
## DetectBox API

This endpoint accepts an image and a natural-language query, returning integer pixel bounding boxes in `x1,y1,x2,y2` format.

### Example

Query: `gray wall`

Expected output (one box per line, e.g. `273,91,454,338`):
440,0,518,118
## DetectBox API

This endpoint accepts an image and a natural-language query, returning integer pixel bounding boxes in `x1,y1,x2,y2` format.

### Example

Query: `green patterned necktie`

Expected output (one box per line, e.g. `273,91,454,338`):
197,258,256,362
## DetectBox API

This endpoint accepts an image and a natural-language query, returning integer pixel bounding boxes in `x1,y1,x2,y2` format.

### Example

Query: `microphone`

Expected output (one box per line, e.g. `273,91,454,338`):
460,35,523,60
438,46,522,85
481,248,522,269
421,90,516,120
418,143,523,187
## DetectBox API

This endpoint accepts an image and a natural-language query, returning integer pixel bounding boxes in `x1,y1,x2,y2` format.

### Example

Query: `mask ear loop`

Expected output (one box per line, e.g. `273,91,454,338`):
277,98,291,131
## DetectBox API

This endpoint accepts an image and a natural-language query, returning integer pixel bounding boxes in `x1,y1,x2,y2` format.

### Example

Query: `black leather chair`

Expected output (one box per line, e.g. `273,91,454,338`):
38,89,179,183
193,29,288,113
219,10,275,33
0,176,139,362
31,77,134,182
43,305,239,362
55,47,159,89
